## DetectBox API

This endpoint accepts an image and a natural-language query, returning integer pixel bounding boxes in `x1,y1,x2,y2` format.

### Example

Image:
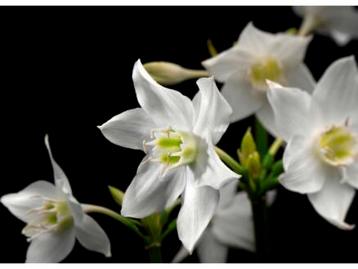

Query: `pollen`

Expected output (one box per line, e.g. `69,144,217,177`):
318,126,358,166
249,57,283,89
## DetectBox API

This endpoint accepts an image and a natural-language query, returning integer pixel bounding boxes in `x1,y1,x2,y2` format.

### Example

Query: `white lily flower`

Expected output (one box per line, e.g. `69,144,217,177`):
202,22,315,135
99,60,240,252
1,135,111,262
267,56,358,230
294,6,358,46
173,181,276,263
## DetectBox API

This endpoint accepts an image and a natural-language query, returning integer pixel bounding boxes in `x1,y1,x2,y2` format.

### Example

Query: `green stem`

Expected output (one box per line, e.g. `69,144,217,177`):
82,204,144,238
268,138,283,157
255,119,268,157
146,243,162,263
215,146,245,175
250,194,268,262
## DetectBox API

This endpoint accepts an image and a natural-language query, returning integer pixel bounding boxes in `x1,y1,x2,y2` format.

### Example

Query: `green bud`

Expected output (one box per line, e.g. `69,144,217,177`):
238,128,257,167
247,151,262,180
144,61,209,86
108,185,124,206
286,27,298,35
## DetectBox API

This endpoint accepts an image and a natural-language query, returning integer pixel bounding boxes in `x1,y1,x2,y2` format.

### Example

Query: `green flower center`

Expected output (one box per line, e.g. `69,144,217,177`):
23,199,73,240
249,57,283,89
318,126,357,166
145,128,198,168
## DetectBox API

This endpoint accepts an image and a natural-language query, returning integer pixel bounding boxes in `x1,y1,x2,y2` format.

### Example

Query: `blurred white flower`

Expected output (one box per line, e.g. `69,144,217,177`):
267,56,358,229
99,60,239,253
294,6,358,46
1,135,111,262
202,22,315,135
173,181,276,263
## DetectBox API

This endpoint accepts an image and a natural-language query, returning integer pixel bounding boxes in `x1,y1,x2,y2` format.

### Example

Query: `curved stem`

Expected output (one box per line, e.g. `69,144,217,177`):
298,14,319,36
215,146,245,175
82,204,144,238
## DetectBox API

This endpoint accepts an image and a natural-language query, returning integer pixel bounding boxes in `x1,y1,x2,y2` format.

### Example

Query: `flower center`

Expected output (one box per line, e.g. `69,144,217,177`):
144,128,198,169
249,57,283,89
23,199,73,241
318,126,358,166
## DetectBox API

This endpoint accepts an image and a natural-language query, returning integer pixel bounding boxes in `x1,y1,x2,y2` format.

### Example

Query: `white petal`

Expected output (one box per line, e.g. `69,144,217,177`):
212,192,255,252
331,31,351,46
75,214,111,257
342,163,358,189
238,22,276,56
172,246,190,263
218,180,238,210
202,46,253,83
44,135,72,195
308,177,355,230
267,85,314,141
280,135,329,194
1,180,62,223
269,34,312,69
312,56,358,125
197,230,228,263
26,228,76,263
121,159,186,218
193,77,232,144
133,59,194,131
98,108,156,151
284,63,316,93
255,100,279,137
177,176,219,253
221,71,265,123
192,144,239,190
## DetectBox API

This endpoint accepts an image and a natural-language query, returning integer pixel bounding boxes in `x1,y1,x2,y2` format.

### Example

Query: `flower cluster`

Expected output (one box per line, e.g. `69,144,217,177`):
1,6,358,263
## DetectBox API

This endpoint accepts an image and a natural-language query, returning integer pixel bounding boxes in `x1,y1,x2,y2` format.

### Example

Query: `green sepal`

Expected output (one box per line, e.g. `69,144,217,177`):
160,219,177,241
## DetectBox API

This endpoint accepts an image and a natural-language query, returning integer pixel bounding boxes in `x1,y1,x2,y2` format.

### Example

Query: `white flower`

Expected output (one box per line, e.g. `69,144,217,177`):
202,22,315,135
294,6,358,46
173,181,276,263
99,60,240,252
1,135,111,262
267,56,358,230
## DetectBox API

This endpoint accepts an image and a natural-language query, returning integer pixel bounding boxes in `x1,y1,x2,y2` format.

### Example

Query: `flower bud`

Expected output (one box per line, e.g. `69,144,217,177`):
238,128,257,167
144,61,209,86
108,185,124,206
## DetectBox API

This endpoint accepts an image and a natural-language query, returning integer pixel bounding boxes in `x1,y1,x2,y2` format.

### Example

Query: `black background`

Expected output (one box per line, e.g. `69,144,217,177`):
1,6,358,263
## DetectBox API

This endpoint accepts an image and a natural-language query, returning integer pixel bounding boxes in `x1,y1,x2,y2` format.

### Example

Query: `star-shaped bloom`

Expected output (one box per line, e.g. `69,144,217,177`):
99,60,240,252
294,6,358,46
202,22,315,135
267,56,358,229
173,181,276,263
1,136,111,262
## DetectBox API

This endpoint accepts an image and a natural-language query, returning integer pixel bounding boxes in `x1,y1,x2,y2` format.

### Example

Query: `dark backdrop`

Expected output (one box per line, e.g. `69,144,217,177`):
1,6,358,263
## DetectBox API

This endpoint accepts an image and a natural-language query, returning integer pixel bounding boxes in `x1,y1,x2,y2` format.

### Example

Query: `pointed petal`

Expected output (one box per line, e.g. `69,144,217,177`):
26,228,76,263
280,135,329,194
172,246,190,263
238,22,276,56
255,100,279,137
218,180,238,210
1,180,62,223
193,77,232,144
284,63,316,93
202,47,253,83
133,59,194,131
192,145,239,190
121,160,186,218
177,176,219,253
98,108,156,151
313,56,358,125
221,71,264,123
197,230,228,263
75,214,111,257
212,192,255,252
44,135,72,195
308,177,355,230
267,85,313,141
